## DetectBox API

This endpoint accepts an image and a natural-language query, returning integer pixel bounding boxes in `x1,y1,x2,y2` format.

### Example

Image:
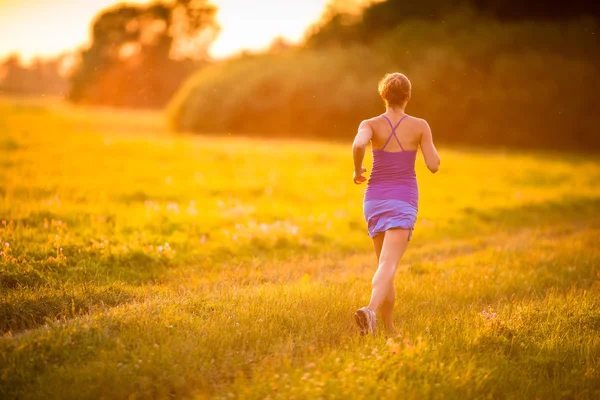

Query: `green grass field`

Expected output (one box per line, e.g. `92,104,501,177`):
1,97,599,399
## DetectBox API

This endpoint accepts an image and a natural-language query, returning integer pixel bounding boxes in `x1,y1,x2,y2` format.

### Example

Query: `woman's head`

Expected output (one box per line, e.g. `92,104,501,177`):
378,73,411,109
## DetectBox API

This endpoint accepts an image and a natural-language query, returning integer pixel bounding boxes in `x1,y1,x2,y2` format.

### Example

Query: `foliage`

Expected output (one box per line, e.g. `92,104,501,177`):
307,0,600,52
308,0,600,47
169,13,600,150
1,98,599,399
69,1,218,108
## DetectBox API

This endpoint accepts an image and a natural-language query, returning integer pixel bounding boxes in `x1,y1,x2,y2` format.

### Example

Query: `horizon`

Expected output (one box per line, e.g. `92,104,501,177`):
0,0,336,62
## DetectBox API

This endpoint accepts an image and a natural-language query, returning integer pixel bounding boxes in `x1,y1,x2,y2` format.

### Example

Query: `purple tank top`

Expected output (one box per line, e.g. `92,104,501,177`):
364,115,419,207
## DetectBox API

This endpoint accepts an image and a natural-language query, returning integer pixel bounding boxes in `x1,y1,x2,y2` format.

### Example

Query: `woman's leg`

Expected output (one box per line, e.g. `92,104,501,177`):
372,232,385,260
371,233,396,333
369,228,410,333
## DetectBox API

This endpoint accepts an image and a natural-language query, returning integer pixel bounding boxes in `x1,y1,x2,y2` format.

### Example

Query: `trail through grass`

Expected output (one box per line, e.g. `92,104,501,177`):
1,97,599,399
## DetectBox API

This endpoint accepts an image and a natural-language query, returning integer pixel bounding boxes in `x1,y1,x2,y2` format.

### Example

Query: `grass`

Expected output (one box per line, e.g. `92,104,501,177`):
0,96,599,399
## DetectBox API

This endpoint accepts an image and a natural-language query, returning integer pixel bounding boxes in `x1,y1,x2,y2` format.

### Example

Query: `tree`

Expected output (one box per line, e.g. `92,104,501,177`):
69,0,219,108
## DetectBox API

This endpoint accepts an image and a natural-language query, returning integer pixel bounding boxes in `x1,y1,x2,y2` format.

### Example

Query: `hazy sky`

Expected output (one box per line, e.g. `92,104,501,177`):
0,0,332,61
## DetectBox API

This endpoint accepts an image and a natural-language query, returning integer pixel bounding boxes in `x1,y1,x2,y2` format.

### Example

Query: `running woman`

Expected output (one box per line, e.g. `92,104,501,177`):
352,73,440,336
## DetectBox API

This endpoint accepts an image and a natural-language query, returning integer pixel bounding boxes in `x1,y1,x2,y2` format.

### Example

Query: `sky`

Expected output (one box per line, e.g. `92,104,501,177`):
0,0,332,62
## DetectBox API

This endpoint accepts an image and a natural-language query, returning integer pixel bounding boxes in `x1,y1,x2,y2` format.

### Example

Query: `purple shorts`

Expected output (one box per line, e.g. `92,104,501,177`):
363,199,417,240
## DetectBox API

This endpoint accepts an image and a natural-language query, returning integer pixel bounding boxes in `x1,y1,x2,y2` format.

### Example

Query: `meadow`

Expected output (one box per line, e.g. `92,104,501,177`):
1,96,599,399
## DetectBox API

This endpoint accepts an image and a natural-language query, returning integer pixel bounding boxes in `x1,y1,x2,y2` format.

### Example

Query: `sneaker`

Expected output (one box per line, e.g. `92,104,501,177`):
355,307,376,336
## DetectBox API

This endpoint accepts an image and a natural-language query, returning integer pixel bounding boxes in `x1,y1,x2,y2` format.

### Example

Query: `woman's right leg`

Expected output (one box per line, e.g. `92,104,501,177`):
371,233,397,333
368,229,410,333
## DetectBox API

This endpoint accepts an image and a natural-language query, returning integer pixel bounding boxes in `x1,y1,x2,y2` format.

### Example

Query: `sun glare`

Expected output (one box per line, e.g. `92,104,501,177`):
0,0,151,62
0,0,331,61
209,0,330,57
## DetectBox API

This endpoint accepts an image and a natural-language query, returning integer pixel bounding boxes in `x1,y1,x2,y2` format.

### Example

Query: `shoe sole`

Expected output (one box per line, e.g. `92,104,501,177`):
355,309,369,336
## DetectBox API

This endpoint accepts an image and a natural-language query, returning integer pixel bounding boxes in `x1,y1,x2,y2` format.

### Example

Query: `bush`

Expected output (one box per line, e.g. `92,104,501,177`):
168,14,600,150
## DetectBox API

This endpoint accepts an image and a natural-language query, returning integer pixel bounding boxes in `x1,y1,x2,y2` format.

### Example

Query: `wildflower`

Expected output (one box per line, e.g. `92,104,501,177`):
167,203,180,213
482,310,497,320
186,204,198,215
4,242,8,248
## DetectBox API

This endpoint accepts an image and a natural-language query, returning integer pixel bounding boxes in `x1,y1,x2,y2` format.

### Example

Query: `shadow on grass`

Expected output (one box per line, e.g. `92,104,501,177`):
457,195,600,233
0,283,147,334
478,195,598,225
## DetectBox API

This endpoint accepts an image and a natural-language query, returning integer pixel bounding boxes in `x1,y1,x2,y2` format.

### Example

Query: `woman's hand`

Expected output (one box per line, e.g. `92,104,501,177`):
353,167,367,184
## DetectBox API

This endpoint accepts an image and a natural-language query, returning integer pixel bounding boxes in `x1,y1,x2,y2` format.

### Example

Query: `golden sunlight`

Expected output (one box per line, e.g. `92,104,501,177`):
0,0,333,61
209,0,331,57
0,0,152,61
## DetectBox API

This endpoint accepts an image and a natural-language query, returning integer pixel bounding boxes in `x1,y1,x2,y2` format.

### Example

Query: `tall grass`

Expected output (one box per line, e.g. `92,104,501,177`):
1,98,599,398
169,13,600,150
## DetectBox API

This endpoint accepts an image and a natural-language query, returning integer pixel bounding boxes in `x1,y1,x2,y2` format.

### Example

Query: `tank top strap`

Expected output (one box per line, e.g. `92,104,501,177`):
381,114,409,151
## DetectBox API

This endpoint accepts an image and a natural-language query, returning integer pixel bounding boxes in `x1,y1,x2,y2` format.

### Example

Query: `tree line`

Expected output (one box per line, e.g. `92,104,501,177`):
1,0,219,109
0,54,69,97
308,0,600,48
168,0,600,150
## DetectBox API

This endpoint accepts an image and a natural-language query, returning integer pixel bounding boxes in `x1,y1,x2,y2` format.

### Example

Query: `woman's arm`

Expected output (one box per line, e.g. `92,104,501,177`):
352,120,373,184
419,119,440,173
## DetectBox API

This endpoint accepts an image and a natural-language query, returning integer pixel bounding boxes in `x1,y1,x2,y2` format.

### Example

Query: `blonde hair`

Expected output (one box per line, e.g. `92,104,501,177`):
378,73,411,108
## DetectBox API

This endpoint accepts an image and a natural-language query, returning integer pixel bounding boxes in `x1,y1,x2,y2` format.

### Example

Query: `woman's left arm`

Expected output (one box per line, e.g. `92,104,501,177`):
352,120,373,184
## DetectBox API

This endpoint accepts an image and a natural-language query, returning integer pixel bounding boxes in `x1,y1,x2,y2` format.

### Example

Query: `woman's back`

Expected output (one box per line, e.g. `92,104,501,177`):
365,113,419,206
370,114,423,152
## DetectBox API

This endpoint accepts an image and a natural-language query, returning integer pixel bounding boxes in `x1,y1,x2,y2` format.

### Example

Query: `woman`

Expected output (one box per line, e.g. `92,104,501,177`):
352,73,440,336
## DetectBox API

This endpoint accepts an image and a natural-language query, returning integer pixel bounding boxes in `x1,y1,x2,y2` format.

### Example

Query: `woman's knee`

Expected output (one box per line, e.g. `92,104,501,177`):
374,261,396,278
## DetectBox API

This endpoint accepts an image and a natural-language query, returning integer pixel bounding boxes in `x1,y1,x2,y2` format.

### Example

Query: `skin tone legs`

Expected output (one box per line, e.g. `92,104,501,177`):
368,228,410,334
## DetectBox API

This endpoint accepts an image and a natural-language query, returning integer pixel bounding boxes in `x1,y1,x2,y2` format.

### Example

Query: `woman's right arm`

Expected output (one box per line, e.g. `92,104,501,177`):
419,119,440,173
